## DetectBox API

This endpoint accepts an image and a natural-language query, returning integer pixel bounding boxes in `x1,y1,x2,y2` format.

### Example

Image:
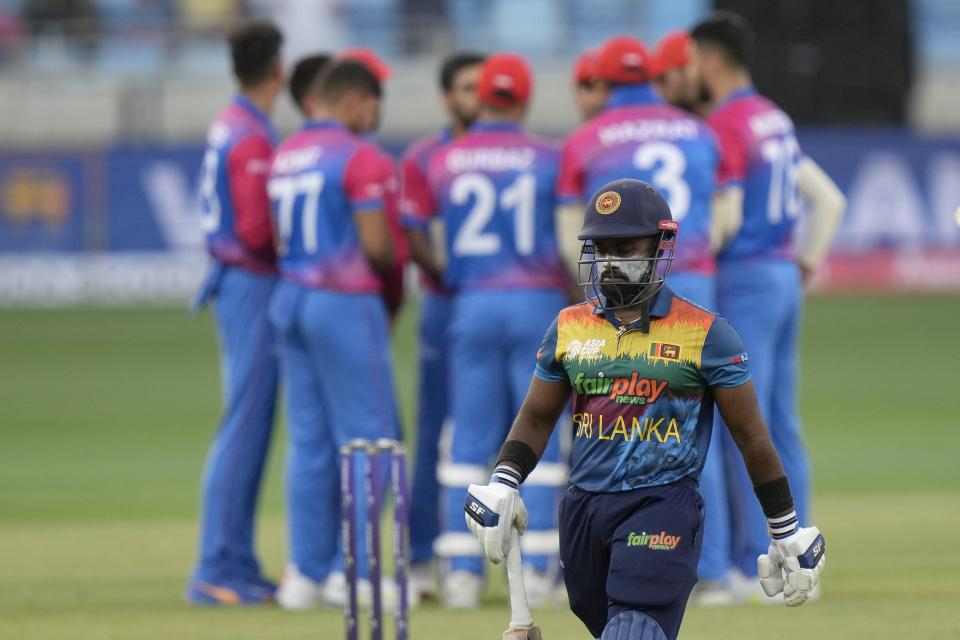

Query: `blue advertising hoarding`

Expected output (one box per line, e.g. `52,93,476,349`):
0,152,91,253
0,129,957,256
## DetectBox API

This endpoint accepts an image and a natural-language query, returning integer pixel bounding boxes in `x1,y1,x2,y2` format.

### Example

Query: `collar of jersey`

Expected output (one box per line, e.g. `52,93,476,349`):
469,121,522,134
233,94,277,141
604,83,662,110
715,85,757,109
439,126,455,144
592,285,674,328
302,118,348,132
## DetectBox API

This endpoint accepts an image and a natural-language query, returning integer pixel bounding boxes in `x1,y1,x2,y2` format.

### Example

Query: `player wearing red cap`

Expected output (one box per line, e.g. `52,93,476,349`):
333,48,408,320
340,47,392,84
407,53,570,609
573,49,605,122
652,30,709,117
398,51,486,600
557,35,721,311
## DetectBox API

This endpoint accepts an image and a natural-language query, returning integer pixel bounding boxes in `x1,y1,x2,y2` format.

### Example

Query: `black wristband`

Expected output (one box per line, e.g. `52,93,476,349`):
753,476,794,518
494,440,539,484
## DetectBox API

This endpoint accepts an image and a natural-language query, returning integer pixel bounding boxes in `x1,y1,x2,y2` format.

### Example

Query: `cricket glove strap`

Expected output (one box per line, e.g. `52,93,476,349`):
464,475,529,565
758,520,826,607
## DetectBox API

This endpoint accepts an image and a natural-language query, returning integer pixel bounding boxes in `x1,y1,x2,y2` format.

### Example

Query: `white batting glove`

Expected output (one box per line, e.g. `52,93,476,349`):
758,541,785,596
464,480,528,565
758,523,826,607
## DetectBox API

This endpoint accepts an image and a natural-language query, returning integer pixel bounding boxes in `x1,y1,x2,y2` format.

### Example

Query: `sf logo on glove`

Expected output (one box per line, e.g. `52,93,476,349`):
466,498,499,527
464,482,529,565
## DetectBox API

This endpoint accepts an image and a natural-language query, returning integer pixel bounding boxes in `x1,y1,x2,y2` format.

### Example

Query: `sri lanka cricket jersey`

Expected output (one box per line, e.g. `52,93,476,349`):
535,286,750,492
268,119,391,292
422,121,568,292
557,84,719,275
200,95,278,274
709,86,804,261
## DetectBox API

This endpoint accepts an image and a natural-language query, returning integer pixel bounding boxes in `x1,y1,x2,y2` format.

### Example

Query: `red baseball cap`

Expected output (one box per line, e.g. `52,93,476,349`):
573,49,599,85
477,53,532,107
340,47,392,83
652,31,691,78
595,36,651,84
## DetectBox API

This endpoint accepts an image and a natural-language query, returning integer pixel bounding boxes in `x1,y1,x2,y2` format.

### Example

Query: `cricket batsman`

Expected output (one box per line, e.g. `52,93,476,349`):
556,34,738,601
464,179,826,639
187,20,284,606
399,51,486,598
689,11,845,584
406,53,570,608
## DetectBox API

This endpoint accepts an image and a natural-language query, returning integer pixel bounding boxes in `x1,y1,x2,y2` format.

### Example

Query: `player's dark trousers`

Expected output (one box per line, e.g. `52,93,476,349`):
559,479,704,640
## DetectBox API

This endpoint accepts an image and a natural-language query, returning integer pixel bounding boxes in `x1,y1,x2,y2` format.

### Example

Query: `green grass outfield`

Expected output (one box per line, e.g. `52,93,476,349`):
1,295,958,639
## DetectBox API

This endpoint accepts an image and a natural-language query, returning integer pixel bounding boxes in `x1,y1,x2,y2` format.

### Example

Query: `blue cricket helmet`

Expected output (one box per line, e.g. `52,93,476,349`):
579,178,676,240
576,178,680,316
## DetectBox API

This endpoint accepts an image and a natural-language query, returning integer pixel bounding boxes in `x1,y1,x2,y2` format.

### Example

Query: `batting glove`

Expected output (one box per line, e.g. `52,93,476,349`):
464,479,528,565
758,518,826,607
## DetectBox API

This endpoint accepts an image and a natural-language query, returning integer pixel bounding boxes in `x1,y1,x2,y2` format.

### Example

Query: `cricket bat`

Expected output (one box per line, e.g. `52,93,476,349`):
503,528,543,640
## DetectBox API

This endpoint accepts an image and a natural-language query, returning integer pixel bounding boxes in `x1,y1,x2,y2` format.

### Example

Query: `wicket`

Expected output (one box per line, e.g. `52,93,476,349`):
340,438,410,640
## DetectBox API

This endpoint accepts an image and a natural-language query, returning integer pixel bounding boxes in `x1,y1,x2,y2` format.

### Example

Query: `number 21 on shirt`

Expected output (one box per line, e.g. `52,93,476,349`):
450,172,536,257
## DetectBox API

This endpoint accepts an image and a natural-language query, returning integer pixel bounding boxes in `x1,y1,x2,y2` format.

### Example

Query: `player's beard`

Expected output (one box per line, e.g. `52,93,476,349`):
698,80,712,104
599,280,645,308
453,104,480,131
598,260,653,308
456,114,476,131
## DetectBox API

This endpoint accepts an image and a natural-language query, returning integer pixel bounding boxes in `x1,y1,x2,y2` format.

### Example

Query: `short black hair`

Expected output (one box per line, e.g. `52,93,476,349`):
289,53,332,110
439,52,486,92
316,59,382,104
690,10,754,68
227,20,283,87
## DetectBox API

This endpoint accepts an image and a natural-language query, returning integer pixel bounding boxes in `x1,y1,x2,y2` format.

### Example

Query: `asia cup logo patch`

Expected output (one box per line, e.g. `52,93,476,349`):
566,338,606,359
595,191,622,215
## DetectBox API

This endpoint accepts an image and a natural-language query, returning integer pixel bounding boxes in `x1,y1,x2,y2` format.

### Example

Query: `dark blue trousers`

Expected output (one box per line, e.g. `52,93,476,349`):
559,479,704,640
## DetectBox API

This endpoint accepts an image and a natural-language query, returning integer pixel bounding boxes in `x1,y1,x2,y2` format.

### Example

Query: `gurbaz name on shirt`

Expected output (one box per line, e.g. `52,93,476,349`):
572,412,682,444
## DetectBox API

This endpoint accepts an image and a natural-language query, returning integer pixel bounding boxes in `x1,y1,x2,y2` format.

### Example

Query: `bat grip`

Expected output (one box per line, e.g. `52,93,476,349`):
505,528,533,629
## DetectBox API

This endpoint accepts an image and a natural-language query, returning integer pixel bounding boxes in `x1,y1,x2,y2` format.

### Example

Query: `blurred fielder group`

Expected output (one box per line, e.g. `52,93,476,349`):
184,9,842,637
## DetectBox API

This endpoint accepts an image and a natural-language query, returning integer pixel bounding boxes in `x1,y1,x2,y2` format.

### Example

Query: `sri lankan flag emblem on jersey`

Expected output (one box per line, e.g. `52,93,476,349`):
649,342,681,360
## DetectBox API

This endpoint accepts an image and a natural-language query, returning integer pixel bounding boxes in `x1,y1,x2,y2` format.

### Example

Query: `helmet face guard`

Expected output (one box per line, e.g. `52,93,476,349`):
577,223,677,312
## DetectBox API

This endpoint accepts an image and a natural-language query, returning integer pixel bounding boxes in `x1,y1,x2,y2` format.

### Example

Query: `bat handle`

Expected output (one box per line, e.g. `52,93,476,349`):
505,528,533,629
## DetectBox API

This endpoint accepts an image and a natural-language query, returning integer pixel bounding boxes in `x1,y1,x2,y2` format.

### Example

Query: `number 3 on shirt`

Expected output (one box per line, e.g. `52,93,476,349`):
632,141,691,221
268,172,325,255
451,173,536,257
